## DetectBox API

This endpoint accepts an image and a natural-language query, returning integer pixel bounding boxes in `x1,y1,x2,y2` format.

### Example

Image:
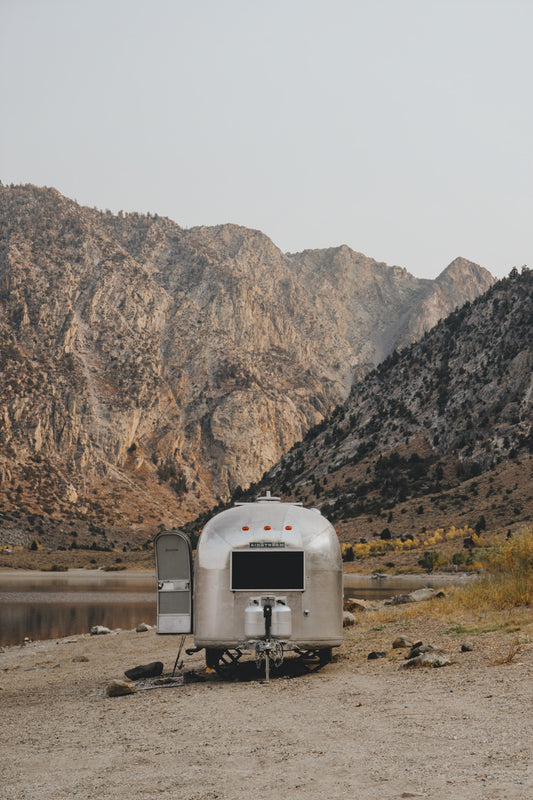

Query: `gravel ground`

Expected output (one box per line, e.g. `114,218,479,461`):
1,617,532,800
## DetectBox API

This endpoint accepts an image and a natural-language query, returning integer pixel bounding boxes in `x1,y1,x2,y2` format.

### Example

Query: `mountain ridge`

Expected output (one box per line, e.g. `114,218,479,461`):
0,182,494,548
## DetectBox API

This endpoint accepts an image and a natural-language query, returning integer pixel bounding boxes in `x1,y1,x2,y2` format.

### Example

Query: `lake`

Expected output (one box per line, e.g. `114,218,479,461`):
0,569,156,647
343,571,475,600
0,569,474,647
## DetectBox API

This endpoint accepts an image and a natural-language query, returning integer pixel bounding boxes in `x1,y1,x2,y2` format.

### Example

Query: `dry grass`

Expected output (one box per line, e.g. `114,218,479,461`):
458,527,533,610
486,527,533,573
339,597,533,672
340,528,533,668
493,637,524,665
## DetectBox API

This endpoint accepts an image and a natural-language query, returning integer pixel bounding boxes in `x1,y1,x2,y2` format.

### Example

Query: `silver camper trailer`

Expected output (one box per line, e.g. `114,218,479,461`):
155,494,343,677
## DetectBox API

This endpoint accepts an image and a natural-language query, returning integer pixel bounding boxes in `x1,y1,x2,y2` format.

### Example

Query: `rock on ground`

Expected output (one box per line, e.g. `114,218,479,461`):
105,679,137,697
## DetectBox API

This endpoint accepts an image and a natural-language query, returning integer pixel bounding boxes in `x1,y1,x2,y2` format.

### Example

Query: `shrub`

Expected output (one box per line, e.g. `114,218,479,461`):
475,515,487,533
486,529,533,575
457,528,533,609
418,551,440,572
342,544,354,562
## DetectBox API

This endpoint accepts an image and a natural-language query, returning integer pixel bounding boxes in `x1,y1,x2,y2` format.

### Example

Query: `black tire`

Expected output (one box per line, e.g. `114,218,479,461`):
205,648,223,670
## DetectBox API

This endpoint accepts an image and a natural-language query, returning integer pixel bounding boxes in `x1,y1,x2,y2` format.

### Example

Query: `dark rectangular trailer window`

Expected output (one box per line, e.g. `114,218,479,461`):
231,550,304,591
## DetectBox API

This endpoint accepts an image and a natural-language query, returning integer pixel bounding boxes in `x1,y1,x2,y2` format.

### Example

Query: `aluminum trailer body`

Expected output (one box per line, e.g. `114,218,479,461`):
193,496,343,657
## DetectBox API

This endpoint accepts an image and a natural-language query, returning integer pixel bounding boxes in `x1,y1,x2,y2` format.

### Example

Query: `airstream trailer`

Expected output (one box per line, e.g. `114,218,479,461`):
155,494,343,675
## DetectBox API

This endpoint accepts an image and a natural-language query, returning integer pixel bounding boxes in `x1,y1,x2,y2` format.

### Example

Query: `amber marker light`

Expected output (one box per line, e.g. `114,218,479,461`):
242,526,249,531
285,525,292,530
264,525,271,530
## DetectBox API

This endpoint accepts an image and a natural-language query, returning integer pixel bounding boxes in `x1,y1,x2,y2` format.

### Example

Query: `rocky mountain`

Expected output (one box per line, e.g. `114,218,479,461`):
244,268,532,551
0,183,494,548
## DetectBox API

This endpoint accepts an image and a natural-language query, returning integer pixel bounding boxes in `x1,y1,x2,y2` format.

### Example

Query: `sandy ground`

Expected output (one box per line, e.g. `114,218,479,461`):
1,611,532,800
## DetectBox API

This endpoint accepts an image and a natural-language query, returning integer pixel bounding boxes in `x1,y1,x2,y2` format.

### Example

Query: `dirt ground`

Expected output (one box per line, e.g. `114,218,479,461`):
1,607,532,800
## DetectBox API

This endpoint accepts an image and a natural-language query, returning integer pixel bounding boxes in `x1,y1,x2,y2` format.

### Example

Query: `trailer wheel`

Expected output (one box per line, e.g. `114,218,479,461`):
294,647,332,671
205,648,243,676
205,648,223,670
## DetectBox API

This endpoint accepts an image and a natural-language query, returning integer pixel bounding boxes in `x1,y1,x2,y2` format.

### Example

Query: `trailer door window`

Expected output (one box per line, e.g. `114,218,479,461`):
231,550,304,591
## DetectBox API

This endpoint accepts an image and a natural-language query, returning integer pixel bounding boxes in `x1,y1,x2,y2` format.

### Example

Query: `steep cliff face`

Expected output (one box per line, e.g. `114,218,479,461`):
0,184,494,545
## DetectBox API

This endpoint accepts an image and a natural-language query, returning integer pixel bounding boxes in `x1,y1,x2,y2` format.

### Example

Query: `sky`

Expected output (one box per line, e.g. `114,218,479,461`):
1,0,531,280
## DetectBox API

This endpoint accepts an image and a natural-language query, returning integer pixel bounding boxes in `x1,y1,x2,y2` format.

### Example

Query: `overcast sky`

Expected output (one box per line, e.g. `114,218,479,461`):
1,0,531,279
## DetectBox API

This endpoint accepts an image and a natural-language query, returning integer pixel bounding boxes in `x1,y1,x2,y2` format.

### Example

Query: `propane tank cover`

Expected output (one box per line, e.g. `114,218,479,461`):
271,601,292,638
244,600,265,639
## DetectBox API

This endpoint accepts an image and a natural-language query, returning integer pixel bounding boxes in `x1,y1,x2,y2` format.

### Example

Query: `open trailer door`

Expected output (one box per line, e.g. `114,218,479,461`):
154,530,193,634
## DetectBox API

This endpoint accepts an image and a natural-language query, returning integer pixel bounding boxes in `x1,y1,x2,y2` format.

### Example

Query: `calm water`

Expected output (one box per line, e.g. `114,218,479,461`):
0,570,156,647
342,571,474,600
0,569,472,647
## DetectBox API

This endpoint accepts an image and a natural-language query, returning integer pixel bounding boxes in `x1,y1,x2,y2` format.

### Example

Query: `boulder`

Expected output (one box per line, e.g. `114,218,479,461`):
400,653,451,669
135,622,151,632
124,661,164,681
387,594,411,605
461,641,475,652
367,651,387,660
344,598,374,613
106,680,137,697
343,611,356,627
407,643,434,659
392,635,414,649
407,588,438,602
90,625,111,635
387,587,442,606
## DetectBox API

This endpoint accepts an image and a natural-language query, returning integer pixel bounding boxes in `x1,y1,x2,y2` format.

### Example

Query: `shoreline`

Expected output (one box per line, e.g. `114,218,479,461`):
343,570,479,589
1,566,475,583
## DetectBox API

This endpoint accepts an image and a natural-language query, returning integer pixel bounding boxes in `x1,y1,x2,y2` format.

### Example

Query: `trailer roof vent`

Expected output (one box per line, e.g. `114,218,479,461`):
256,490,280,502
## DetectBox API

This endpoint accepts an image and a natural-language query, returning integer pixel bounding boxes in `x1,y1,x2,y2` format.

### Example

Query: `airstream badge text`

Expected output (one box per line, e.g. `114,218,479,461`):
249,541,285,548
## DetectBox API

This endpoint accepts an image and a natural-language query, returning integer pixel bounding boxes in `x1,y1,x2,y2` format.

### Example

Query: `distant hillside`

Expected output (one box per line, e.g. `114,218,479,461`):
0,183,494,548
235,268,532,557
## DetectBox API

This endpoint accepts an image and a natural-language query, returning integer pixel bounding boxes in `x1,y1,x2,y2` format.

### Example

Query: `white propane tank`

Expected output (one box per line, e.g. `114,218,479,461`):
271,600,292,638
244,599,264,639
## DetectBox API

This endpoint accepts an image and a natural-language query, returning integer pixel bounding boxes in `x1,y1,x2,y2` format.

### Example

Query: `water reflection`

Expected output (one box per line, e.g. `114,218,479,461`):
0,570,156,647
1,600,157,647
